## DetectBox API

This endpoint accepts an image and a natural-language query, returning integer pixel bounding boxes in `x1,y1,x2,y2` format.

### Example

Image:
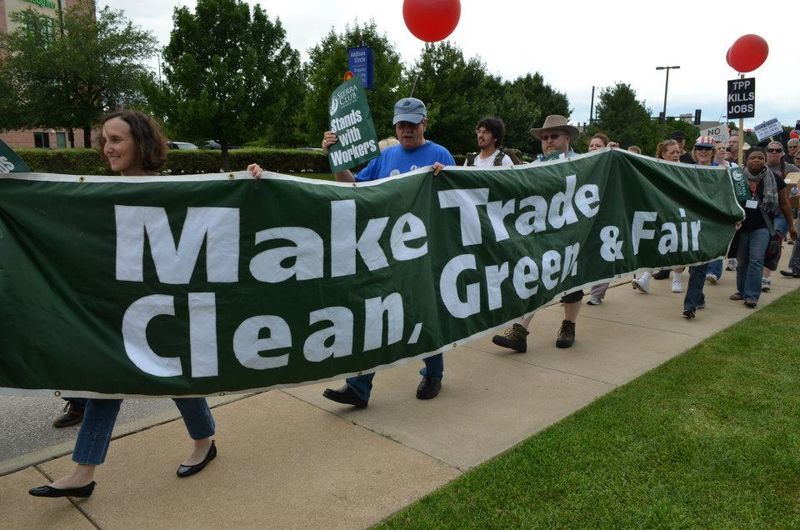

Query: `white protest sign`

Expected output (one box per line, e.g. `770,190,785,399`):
700,124,730,145
754,118,783,142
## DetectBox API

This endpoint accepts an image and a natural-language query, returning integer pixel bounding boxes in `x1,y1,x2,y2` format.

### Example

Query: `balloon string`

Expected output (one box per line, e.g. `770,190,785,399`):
409,42,426,98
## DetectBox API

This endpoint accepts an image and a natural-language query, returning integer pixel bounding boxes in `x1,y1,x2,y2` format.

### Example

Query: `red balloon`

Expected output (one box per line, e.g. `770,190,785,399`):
403,0,461,42
727,34,769,73
791,130,800,139
725,47,732,68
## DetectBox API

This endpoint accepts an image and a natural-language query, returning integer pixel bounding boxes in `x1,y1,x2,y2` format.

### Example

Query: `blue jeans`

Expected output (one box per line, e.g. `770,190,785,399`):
64,398,87,410
346,354,443,402
683,263,709,311
706,259,724,280
72,398,215,465
789,232,800,273
774,213,788,238
736,228,770,302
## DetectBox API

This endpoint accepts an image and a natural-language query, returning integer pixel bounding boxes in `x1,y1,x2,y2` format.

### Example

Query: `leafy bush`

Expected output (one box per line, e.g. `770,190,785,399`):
17,148,331,175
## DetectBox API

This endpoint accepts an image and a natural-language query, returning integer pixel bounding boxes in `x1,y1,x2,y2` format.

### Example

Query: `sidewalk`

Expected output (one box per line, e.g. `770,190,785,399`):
2,260,798,529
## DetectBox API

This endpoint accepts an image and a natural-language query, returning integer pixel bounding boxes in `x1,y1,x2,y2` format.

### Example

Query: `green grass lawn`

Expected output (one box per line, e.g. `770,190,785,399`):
381,289,800,528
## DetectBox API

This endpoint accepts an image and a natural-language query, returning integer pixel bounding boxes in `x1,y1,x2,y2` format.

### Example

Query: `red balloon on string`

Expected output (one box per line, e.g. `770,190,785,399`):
727,34,769,73
725,47,733,68
403,0,461,42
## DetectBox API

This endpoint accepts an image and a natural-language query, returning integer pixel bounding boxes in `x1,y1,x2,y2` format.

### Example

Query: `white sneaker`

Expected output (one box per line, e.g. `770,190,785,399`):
705,273,718,285
762,277,771,292
671,273,683,293
632,272,651,293
726,258,737,271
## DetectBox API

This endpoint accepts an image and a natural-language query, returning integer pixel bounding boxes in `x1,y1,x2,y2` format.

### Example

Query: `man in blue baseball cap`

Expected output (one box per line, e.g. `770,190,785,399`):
320,97,454,182
319,97,455,406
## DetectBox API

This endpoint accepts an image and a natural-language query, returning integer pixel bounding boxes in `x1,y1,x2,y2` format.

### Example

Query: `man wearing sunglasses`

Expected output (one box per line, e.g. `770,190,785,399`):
492,115,583,353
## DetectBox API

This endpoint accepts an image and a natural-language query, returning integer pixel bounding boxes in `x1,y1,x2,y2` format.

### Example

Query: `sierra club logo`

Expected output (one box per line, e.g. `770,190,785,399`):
331,84,359,115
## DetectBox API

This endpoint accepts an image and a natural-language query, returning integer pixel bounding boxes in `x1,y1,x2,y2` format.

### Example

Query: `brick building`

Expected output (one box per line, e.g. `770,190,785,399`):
1,0,84,149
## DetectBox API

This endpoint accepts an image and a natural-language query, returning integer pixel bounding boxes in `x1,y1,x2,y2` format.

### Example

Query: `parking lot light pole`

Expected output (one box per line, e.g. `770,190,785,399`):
655,65,680,123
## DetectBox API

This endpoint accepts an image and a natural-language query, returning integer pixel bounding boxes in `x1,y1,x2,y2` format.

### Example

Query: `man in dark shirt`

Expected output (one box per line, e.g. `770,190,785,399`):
671,130,695,164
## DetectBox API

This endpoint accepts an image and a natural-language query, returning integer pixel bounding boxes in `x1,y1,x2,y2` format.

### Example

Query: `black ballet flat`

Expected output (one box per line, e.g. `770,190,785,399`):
176,440,217,478
29,481,96,498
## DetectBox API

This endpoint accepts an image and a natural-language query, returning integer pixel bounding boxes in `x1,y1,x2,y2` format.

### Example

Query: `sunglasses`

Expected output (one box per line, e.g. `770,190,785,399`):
539,133,563,141
767,148,783,153
694,146,713,151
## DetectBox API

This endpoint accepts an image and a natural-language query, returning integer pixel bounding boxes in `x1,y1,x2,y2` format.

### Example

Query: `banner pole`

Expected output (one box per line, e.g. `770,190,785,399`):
738,73,744,166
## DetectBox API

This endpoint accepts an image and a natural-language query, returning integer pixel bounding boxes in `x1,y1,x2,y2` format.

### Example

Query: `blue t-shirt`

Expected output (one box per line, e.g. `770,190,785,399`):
355,141,455,182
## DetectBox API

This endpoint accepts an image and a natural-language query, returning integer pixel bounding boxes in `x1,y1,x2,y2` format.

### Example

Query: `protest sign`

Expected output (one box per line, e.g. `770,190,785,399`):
327,78,379,173
727,77,755,119
700,124,730,146
753,118,783,142
0,150,743,397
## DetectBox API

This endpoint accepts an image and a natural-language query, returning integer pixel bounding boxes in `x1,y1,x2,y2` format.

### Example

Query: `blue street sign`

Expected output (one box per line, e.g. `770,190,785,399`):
347,46,374,90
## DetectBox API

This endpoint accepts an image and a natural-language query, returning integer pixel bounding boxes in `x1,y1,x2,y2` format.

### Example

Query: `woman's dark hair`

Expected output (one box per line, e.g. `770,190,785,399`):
98,110,168,172
745,146,766,160
476,117,506,148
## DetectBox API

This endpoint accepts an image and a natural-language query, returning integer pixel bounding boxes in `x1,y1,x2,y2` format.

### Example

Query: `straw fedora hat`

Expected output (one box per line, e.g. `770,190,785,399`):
530,115,579,142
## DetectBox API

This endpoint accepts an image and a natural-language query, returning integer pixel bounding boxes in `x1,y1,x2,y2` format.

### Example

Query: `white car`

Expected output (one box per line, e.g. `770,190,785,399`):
168,141,199,150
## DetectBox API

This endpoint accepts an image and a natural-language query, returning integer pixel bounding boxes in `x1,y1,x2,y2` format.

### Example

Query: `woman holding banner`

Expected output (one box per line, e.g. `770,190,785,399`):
731,147,796,307
28,111,218,499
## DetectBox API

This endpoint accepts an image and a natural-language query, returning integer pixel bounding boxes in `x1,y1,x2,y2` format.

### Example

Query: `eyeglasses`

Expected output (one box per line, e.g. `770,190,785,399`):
788,145,799,149
766,148,783,153
694,146,713,151
539,133,563,141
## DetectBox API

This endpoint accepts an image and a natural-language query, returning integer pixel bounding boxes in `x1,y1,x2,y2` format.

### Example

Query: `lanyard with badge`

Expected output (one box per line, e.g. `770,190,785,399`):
745,180,759,210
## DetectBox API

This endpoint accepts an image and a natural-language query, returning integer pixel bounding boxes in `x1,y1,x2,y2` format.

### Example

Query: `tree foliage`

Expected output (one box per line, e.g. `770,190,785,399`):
403,42,498,155
497,73,570,155
150,0,304,168
583,82,700,155
0,5,157,147
303,21,403,144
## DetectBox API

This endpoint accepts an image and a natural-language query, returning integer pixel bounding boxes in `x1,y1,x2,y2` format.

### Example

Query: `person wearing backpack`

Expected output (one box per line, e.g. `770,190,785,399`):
464,117,518,167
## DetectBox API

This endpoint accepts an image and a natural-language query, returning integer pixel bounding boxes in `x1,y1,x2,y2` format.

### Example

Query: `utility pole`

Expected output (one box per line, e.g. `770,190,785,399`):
655,65,680,123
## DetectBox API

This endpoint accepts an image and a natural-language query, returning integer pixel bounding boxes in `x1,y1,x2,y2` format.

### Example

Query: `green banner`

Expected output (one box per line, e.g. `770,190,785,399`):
0,139,31,173
0,150,743,397
327,78,379,172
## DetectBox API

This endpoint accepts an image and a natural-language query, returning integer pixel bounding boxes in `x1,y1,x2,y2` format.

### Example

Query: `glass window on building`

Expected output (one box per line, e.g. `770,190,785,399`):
33,132,51,148
56,132,66,148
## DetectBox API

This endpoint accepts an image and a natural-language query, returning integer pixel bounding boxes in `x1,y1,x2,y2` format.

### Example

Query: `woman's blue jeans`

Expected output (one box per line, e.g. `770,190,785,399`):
72,398,215,465
736,228,770,302
683,263,709,311
346,354,443,402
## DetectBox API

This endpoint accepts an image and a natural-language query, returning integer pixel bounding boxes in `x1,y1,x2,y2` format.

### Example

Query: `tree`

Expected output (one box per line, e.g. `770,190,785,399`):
152,0,304,169
588,83,659,154
303,21,403,145
0,4,157,147
404,42,499,154
496,74,570,155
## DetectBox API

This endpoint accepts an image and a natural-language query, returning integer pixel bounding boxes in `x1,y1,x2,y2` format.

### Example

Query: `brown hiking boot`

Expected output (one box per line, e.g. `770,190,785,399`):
492,323,529,353
555,320,576,348
52,401,84,428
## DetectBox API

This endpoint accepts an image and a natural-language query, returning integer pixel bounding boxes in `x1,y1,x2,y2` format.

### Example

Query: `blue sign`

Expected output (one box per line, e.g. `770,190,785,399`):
348,46,374,90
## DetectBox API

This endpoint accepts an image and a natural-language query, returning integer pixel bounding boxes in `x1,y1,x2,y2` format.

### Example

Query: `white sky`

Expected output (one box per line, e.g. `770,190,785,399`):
106,0,798,130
